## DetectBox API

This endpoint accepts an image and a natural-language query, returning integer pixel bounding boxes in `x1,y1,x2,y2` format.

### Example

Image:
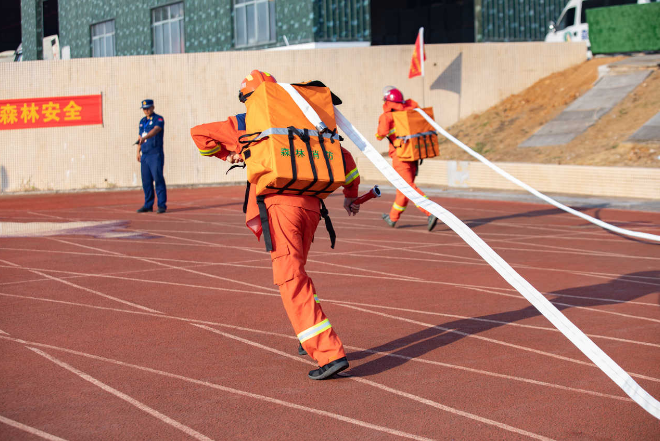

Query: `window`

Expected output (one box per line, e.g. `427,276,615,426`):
152,2,185,54
234,0,276,47
91,20,115,57
557,7,576,31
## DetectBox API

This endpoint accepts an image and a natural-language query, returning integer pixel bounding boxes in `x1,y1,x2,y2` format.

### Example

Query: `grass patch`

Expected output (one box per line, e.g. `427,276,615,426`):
474,142,487,154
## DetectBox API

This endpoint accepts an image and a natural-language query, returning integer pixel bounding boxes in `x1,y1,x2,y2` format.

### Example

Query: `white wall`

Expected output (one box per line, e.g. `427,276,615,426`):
0,42,587,193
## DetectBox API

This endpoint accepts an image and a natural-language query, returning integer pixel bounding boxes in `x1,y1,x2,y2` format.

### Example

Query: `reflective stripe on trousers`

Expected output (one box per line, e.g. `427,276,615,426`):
297,318,332,343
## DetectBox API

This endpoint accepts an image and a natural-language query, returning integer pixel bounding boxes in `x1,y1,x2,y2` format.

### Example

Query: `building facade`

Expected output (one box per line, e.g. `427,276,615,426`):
477,0,567,42
19,0,572,61
20,0,371,60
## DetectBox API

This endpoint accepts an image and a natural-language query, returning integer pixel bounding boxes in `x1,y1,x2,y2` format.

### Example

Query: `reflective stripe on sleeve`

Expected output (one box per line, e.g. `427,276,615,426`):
314,294,320,303
199,143,222,156
345,167,359,185
297,318,331,343
393,203,406,212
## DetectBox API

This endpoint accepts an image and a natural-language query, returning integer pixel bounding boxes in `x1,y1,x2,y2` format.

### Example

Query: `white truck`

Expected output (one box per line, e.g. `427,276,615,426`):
544,0,653,53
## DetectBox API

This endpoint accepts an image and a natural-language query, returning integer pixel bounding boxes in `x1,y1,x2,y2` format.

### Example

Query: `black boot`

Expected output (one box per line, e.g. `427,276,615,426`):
382,213,396,228
428,215,438,232
308,357,349,380
298,343,307,356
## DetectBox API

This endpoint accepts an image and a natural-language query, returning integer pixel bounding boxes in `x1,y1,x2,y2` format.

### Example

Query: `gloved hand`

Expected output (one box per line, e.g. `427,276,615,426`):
344,197,359,216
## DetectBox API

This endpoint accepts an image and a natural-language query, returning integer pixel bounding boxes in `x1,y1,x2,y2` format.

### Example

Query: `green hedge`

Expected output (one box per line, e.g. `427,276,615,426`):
587,3,660,54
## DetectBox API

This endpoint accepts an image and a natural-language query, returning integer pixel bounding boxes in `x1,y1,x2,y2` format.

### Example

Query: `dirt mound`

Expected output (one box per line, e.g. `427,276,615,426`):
439,57,660,168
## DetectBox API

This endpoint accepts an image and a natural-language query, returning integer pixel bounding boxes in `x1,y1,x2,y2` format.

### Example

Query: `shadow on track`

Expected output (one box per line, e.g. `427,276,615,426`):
345,270,660,377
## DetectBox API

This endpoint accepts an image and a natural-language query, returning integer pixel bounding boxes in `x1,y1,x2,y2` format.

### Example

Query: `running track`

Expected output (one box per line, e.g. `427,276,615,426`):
0,186,658,440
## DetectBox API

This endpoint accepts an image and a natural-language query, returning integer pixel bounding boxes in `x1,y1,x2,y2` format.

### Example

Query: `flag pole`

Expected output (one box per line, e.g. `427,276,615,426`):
420,27,425,108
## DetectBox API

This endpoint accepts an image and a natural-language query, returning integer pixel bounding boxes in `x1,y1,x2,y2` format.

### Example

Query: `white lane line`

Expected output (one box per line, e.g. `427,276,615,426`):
551,301,660,324
44,238,428,287
0,247,270,270
409,279,660,322
5,234,660,311
55,234,420,283
497,238,660,262
0,414,69,441
0,243,278,295
6,227,660,323
305,258,422,281
0,295,656,393
107,229,254,237
62,242,279,294
186,326,631,401
99,203,249,231
59,227,640,306
0,267,276,297
333,303,660,383
0,329,9,335
27,347,214,441
2,261,657,349
0,340,436,441
50,238,124,256
0,262,222,287
359,228,660,261
192,325,556,441
0,259,163,314
322,251,660,306
125,229,272,256
317,239,485,262
49,238,276,290
329,299,660,349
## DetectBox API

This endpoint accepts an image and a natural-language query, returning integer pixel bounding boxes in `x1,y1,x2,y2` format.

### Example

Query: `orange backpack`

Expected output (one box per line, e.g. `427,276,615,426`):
241,82,346,198
391,107,439,162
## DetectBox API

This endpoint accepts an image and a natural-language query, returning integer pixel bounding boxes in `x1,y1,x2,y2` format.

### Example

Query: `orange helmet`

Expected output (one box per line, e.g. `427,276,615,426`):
239,70,277,103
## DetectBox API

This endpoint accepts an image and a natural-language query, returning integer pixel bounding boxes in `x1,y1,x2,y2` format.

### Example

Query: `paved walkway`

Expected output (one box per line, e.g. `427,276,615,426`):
629,111,660,142
519,70,650,147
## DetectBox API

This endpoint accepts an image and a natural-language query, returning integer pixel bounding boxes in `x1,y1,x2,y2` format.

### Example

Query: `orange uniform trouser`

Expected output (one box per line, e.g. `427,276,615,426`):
268,203,346,367
389,160,431,222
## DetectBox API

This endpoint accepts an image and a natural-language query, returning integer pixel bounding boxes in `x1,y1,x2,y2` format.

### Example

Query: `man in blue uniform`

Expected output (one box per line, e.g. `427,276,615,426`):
136,99,167,213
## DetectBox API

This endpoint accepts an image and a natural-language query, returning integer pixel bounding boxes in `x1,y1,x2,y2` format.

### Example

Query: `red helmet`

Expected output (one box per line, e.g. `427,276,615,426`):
383,86,404,103
239,70,277,103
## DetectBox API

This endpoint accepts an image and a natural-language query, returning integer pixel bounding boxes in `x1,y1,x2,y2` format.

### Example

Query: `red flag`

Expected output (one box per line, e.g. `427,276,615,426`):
408,27,426,78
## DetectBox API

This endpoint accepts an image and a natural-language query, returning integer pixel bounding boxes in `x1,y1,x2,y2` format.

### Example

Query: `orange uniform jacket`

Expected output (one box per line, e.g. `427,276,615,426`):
192,114,360,367
190,115,360,240
375,99,431,222
376,99,420,166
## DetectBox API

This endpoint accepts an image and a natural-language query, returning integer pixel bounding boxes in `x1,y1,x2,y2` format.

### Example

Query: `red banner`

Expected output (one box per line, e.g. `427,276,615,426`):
0,94,103,131
408,28,426,79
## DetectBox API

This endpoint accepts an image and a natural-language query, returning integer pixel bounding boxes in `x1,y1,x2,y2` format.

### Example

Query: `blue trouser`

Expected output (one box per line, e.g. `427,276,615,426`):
141,152,167,209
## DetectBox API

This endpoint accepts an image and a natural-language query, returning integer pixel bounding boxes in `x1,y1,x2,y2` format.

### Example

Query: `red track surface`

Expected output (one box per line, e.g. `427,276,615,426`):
0,186,659,440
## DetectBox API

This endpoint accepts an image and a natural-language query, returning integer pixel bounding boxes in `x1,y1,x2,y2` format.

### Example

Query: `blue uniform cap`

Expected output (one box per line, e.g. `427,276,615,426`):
140,99,154,109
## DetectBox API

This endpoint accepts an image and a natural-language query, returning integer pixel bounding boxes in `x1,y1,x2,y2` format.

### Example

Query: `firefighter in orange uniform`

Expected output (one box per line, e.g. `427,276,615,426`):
190,71,360,380
376,87,438,231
